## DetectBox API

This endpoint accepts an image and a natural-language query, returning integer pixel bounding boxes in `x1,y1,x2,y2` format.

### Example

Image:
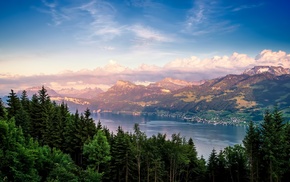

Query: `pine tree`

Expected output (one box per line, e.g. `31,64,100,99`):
30,94,42,140
132,123,146,182
0,98,6,119
142,134,165,182
243,121,261,182
31,86,52,145
181,138,200,182
260,108,285,182
283,122,290,181
0,119,40,181
207,149,218,182
83,130,111,174
20,90,30,112
6,89,21,119
15,104,31,137
110,126,134,182
224,145,248,182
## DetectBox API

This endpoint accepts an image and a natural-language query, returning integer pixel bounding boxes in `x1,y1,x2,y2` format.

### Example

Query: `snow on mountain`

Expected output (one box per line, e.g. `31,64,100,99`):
243,66,290,76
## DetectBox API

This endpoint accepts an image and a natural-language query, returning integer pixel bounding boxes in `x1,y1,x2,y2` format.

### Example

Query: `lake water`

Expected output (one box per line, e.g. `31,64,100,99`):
92,113,247,160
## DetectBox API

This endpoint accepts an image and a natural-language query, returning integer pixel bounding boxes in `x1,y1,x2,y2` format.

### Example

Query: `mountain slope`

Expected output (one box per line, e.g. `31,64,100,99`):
91,66,290,121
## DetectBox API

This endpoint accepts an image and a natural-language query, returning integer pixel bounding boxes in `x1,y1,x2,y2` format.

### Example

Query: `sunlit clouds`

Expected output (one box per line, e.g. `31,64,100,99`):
1,50,290,95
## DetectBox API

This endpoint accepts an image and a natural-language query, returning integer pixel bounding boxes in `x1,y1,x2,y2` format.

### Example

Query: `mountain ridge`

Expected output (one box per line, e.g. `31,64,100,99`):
91,65,290,122
4,65,290,122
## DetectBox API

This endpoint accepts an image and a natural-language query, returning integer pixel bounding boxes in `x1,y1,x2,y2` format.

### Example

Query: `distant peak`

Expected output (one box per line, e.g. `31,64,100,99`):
243,66,290,76
115,80,135,86
159,77,191,86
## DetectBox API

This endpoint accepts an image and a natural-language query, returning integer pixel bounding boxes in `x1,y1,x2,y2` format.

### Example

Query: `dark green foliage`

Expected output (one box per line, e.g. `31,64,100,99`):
259,108,286,182
80,167,102,182
2,88,290,182
243,121,261,182
0,119,40,181
110,126,134,182
0,98,6,119
207,149,218,182
224,145,248,182
30,93,47,144
283,123,290,181
6,89,21,119
20,90,30,112
142,133,166,182
83,130,111,174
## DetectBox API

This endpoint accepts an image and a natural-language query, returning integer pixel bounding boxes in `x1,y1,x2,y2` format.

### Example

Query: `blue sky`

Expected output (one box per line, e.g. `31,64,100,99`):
0,0,290,92
0,0,290,75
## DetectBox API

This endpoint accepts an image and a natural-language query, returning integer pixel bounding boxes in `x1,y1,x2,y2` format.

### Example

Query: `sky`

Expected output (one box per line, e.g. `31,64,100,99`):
0,0,290,93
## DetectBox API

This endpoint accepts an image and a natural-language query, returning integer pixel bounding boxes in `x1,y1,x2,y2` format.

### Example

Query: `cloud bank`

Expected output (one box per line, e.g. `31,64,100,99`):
1,50,290,95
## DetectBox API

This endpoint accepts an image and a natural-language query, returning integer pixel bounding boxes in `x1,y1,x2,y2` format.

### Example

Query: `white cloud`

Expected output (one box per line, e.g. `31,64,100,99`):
39,0,122,42
255,50,290,67
41,0,70,26
129,24,173,45
184,0,239,36
76,0,123,41
232,3,264,12
41,0,57,8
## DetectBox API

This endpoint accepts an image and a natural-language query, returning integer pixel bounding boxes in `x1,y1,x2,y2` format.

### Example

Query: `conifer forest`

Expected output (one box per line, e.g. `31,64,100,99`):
1,86,290,182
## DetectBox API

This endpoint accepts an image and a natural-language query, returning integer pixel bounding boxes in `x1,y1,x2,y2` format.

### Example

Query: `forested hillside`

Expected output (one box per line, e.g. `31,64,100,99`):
1,87,290,181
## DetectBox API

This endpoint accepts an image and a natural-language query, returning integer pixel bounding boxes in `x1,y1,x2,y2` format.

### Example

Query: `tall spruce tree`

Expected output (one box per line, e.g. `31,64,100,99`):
110,126,134,182
6,89,21,119
207,149,218,182
260,109,285,182
132,123,146,182
20,90,30,112
243,121,261,182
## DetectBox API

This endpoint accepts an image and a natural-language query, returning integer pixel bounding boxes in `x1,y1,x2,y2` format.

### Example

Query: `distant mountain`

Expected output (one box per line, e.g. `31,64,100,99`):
5,65,290,122
91,66,290,122
17,86,60,97
148,78,196,91
57,87,103,99
16,86,91,112
243,66,290,76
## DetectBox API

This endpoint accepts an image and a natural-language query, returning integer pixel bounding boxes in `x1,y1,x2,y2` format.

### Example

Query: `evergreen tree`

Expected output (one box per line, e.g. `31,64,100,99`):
30,94,42,140
110,126,134,182
132,123,146,182
0,98,6,119
6,89,21,119
20,90,30,112
283,122,290,181
83,130,111,175
224,145,248,182
43,102,62,148
207,149,218,182
216,150,227,182
0,119,40,181
180,138,200,182
15,104,31,137
143,134,165,182
243,121,261,182
260,109,285,182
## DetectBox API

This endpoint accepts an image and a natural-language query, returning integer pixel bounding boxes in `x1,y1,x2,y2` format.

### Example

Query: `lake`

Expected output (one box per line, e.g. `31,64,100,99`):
92,113,247,159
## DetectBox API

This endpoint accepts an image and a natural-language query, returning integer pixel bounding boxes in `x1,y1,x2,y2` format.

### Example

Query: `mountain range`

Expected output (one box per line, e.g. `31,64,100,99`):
5,65,290,123
90,65,290,122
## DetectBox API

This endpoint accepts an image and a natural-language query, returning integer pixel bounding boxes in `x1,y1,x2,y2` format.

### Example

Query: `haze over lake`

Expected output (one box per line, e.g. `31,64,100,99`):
93,113,247,159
